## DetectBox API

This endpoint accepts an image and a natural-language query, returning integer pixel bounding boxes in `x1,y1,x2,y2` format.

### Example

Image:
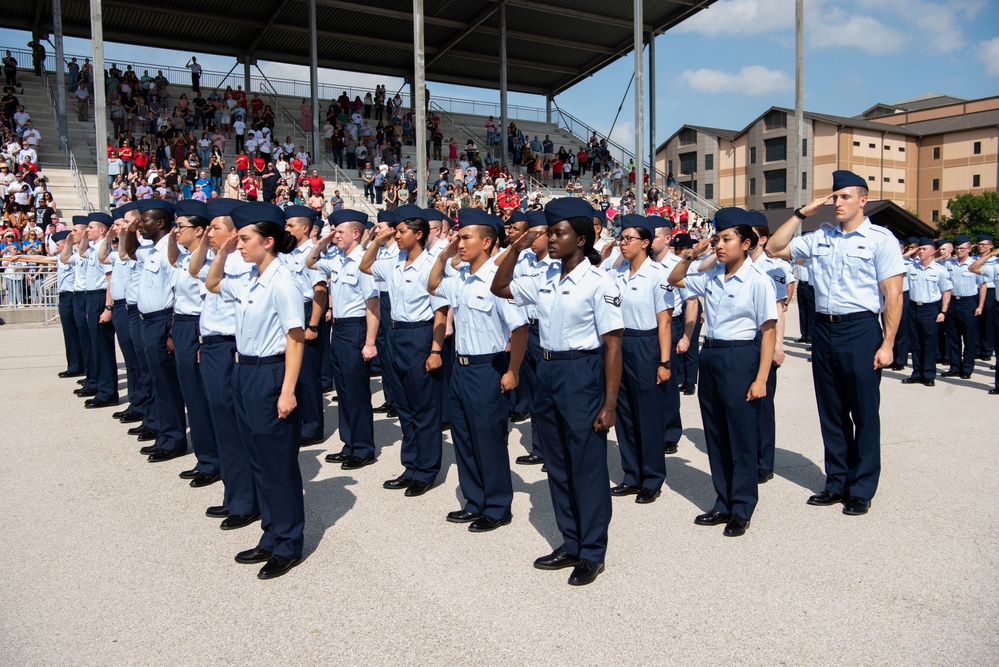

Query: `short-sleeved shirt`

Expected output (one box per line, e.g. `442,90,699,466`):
788,218,904,315
682,258,778,341
370,247,446,323
199,251,252,337
84,240,110,291
125,240,150,305
220,259,304,356
907,260,952,303
509,259,623,351
316,244,377,318
512,251,558,321
610,258,675,330
282,239,324,301
172,248,203,316
56,256,75,292
135,234,176,313
980,263,999,301
436,261,527,355
109,251,131,301
753,254,790,302
947,256,983,298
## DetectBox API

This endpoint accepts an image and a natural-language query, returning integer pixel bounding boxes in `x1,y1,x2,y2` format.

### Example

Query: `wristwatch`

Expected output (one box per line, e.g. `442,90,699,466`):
793,208,808,220
104,304,113,312
659,360,671,369
306,324,318,333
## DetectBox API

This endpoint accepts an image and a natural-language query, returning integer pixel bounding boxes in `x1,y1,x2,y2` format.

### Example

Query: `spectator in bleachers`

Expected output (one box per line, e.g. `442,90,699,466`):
225,166,240,198
301,99,312,134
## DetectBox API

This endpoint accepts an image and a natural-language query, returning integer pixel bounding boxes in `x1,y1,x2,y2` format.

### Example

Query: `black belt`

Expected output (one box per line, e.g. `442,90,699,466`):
456,352,504,366
234,352,285,365
200,334,236,345
126,303,139,314
112,298,126,306
84,288,105,295
703,339,754,348
799,280,809,285
952,295,976,300
541,348,598,361
623,328,657,338
173,313,200,322
527,318,539,325
817,311,877,323
331,316,365,325
911,300,941,308
139,307,173,320
390,320,433,329
59,291,72,296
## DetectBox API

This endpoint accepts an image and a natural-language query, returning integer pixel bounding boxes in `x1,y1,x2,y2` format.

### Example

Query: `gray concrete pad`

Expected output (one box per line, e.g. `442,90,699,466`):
1,308,997,665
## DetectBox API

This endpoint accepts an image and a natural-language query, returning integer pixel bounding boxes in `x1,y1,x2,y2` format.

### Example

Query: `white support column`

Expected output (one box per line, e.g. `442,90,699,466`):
794,0,804,211
53,0,68,152
90,0,109,211
648,29,656,185
309,0,321,162
633,0,644,214
414,0,427,207
499,1,508,169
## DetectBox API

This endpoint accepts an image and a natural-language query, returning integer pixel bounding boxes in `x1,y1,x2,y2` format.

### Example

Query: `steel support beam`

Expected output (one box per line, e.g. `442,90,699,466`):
648,28,656,185
90,0,109,211
427,7,499,68
794,0,804,210
499,2,508,168
53,0,68,152
414,0,427,207
309,0,321,163
633,0,644,214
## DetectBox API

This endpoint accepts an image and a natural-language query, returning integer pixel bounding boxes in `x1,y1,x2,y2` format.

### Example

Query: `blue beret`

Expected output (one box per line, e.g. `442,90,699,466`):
652,216,674,230
137,199,176,216
953,234,972,246
118,201,139,214
111,207,126,221
230,202,286,230
713,207,754,232
284,205,318,223
71,215,89,227
832,170,867,191
376,209,396,224
544,197,595,226
457,208,502,234
978,234,994,243
425,208,445,222
526,211,547,229
748,211,769,229
619,214,656,235
52,230,71,242
905,236,919,245
174,200,208,220
330,209,368,226
672,233,694,247
919,237,936,247
507,210,528,225
393,204,427,224
205,198,245,220
87,212,113,227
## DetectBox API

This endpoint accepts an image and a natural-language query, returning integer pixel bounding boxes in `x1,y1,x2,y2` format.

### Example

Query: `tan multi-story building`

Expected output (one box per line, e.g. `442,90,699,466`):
656,94,999,226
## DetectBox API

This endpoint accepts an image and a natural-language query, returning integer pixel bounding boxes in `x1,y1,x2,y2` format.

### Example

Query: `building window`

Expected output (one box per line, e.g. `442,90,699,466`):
933,147,940,159
973,174,981,187
884,145,891,151
750,146,757,164
853,141,861,147
764,109,787,130
705,154,714,171
764,169,786,194
884,177,890,182
704,183,714,200
802,138,807,157
764,201,786,210
679,128,697,146
679,152,697,175
899,146,905,153
868,175,875,182
973,141,982,155
667,159,673,174
749,178,756,196
932,210,939,222
869,143,876,149
932,178,939,191
765,137,787,162
899,178,905,184
801,172,807,189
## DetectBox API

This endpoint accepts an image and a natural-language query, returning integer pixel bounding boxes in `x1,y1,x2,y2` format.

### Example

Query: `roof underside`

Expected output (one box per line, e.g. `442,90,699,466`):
10,0,717,96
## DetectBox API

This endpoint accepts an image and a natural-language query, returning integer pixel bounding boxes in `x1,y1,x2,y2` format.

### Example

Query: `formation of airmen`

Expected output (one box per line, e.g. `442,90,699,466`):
39,169,996,585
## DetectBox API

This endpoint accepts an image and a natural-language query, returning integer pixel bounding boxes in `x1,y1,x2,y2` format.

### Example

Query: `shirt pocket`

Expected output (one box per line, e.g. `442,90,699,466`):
845,247,874,279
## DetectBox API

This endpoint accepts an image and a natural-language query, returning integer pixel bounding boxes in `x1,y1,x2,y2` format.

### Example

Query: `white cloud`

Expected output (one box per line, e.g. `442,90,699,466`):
676,0,793,35
807,10,906,55
680,65,793,96
854,0,986,54
978,37,999,76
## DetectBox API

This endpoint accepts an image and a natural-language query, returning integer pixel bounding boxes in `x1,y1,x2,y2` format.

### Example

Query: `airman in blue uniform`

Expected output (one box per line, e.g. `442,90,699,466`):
903,238,951,386
81,212,119,409
53,229,84,379
69,216,96,398
970,242,999,394
941,234,984,379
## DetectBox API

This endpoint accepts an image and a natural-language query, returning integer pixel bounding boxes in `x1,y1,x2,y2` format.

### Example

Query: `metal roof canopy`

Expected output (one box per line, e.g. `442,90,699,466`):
12,0,716,97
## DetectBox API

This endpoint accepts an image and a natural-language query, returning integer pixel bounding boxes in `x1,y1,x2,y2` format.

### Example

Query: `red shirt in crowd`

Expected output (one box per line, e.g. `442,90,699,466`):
577,149,587,165
134,151,149,170
306,174,325,194
242,176,258,198
290,157,304,174
252,156,265,174
236,154,250,171
552,158,563,174
119,146,133,162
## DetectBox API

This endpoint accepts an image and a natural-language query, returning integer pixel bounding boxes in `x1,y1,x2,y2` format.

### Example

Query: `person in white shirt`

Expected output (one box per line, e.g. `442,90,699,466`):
18,143,37,166
13,106,29,132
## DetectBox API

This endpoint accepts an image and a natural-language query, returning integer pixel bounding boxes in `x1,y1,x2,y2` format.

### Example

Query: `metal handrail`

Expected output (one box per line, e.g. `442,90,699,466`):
321,157,378,217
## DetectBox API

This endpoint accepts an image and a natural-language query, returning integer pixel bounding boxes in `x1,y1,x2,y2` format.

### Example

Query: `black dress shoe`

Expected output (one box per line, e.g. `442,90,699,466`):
508,411,531,423
806,346,813,352
888,363,906,371
84,398,119,409
299,436,324,448
128,425,152,436
723,515,750,537
341,456,377,470
139,444,159,455
117,411,144,424
807,490,845,506
112,408,130,419
567,559,605,586
179,467,201,479
205,505,229,518
989,388,999,395
321,384,334,393
610,483,640,497
222,514,261,530
977,354,993,361
404,480,432,497
959,373,972,379
758,469,774,484
372,402,393,413
664,441,678,455
922,380,935,387
383,475,412,490
190,472,221,488
635,488,661,504
468,515,511,532
58,370,85,378
74,387,98,397
682,385,695,396
794,336,808,343
76,379,86,386
541,464,547,473
234,547,272,564
940,370,961,377
258,555,301,579
325,452,349,463
515,454,544,465
385,405,398,418
694,510,730,526
441,422,450,432
533,547,579,570
842,497,871,516
901,377,923,384
446,509,481,523
136,431,158,442
677,382,689,393
148,449,186,462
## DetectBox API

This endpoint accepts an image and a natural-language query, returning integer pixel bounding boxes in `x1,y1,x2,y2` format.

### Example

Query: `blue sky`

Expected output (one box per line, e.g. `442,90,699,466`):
2,0,997,155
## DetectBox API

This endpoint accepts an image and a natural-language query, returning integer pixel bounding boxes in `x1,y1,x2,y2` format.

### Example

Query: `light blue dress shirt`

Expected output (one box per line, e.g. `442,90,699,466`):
56,256,75,292
370,248,446,322
611,258,675,330
512,251,559,321
753,255,790,302
71,251,87,292
172,248,203,316
135,234,176,314
906,260,952,303
316,244,377,318
682,259,778,341
109,251,130,301
84,240,109,291
373,243,398,292
980,263,999,300
948,257,983,298
199,252,252,337
282,239,325,301
436,261,527,355
220,259,304,356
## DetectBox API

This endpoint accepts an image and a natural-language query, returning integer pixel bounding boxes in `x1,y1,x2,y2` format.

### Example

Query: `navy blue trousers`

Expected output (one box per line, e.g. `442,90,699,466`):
797,282,815,342
449,353,513,521
978,288,995,356
533,353,611,563
171,317,219,475
509,326,533,417
376,292,396,405
663,317,684,444
127,305,155,429
671,300,702,387
298,302,324,441
757,363,778,474
85,290,119,403
73,290,96,390
319,306,334,389
58,292,83,374
329,319,375,459
200,338,258,516
946,296,978,374
140,312,188,454
909,301,941,381
439,333,454,425
697,344,760,522
386,321,442,485
811,315,883,501
616,330,667,492
111,302,141,410
232,360,304,559
891,292,910,367
521,323,544,458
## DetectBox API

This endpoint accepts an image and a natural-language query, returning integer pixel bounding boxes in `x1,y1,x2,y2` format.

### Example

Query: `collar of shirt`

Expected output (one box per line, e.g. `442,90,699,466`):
831,217,872,239
559,258,592,286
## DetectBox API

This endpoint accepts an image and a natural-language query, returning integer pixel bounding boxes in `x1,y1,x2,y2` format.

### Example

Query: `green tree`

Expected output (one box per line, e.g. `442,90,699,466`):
937,191,999,240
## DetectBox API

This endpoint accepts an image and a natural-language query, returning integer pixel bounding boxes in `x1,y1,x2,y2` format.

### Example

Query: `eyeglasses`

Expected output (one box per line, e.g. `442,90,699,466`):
618,235,643,244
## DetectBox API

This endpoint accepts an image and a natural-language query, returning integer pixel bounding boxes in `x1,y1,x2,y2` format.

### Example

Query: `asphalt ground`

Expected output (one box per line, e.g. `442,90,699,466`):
1,304,997,665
